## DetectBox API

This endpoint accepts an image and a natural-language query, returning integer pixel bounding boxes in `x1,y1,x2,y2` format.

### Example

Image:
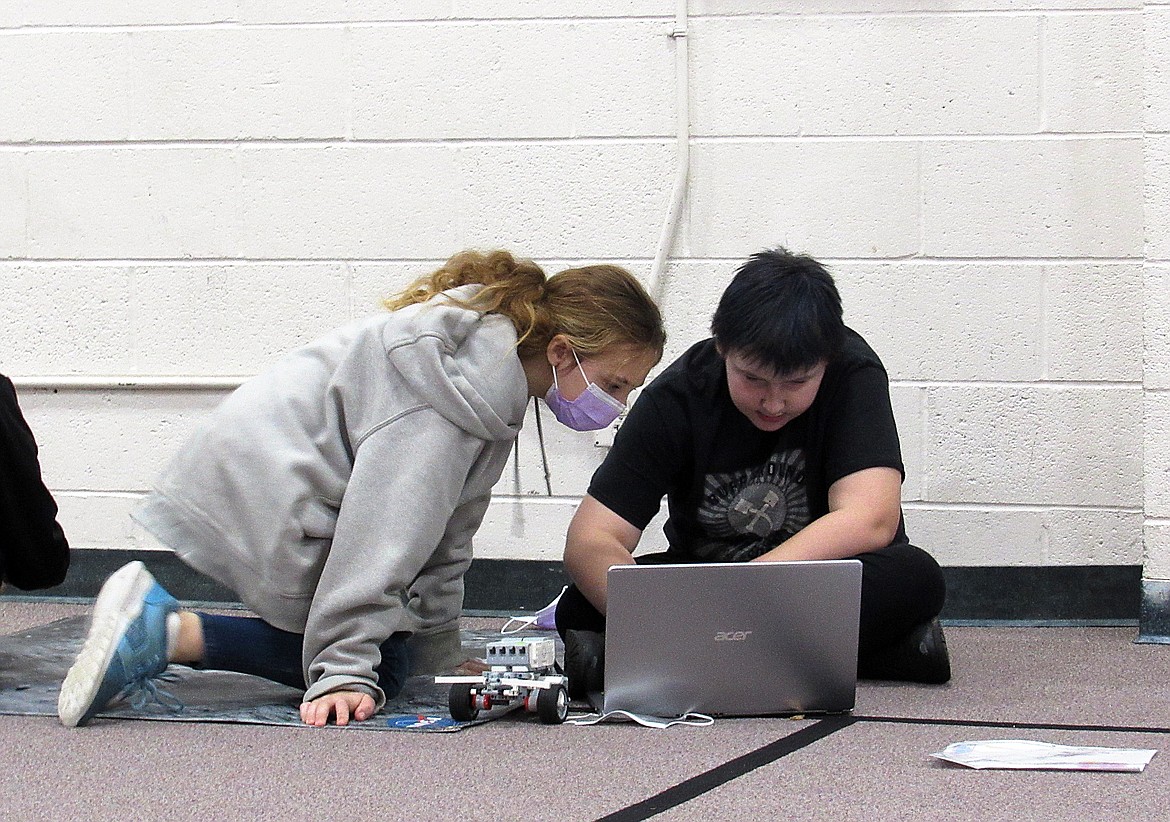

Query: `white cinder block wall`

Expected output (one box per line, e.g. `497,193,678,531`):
1,2,1165,588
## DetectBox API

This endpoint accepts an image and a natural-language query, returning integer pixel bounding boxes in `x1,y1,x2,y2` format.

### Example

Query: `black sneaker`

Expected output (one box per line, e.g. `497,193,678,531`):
858,618,951,684
563,629,605,700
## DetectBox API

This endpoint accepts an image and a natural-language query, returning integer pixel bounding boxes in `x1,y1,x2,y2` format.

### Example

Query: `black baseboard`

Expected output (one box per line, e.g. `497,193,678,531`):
5,549,241,605
940,565,1141,623
0,549,1142,623
0,549,571,614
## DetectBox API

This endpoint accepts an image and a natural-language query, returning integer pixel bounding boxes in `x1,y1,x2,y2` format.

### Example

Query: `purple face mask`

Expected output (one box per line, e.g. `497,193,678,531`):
545,351,626,431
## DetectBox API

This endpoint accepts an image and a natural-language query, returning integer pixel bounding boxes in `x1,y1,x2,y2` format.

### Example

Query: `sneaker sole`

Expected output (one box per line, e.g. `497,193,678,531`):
57,561,156,728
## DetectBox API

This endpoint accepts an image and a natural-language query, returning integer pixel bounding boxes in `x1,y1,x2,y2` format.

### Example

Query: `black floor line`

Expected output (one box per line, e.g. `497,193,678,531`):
594,714,857,822
593,712,1170,821
855,714,1170,735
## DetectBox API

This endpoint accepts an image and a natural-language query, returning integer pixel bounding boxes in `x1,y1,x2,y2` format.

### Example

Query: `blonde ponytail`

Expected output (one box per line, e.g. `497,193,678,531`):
386,249,664,361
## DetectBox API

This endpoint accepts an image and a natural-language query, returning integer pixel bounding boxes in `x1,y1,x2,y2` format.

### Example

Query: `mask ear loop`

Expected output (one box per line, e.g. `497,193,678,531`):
570,349,587,383
556,348,591,391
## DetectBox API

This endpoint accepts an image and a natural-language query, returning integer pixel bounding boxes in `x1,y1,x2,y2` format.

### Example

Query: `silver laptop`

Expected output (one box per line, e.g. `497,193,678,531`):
591,560,862,718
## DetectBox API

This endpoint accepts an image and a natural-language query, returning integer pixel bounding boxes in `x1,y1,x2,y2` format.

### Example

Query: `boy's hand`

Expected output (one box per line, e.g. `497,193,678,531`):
299,690,376,727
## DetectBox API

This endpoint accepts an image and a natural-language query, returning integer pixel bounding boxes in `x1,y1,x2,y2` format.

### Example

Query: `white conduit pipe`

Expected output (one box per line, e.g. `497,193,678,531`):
12,375,246,391
646,0,690,301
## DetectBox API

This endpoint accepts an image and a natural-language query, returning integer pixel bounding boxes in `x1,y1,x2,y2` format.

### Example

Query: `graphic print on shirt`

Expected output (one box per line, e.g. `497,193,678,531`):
694,447,809,561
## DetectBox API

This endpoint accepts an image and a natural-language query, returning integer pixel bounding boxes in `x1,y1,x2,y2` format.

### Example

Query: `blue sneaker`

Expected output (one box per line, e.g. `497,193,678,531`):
58,561,182,727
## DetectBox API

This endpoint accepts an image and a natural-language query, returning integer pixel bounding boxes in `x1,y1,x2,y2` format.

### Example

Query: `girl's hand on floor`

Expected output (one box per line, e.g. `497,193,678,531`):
299,690,376,727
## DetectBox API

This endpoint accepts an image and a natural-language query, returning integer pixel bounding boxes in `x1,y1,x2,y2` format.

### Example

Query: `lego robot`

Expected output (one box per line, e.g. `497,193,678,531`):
435,637,569,724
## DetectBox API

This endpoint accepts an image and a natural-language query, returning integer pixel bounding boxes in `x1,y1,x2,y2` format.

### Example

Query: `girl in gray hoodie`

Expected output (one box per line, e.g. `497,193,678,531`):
58,249,665,728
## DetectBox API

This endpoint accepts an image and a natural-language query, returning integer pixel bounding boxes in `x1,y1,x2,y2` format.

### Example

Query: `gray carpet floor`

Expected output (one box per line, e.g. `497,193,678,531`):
0,601,1166,821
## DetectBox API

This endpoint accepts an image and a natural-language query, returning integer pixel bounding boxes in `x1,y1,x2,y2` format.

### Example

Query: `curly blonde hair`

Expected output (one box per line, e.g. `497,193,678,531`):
385,249,665,360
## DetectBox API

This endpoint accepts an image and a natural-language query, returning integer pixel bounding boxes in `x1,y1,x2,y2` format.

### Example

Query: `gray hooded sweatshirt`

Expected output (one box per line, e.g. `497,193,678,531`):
133,285,527,707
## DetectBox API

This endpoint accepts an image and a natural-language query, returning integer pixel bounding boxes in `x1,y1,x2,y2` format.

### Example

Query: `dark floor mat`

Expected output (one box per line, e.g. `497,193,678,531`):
0,616,556,732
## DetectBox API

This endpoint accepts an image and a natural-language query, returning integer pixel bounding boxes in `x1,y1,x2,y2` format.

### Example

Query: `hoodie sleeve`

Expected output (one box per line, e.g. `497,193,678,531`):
401,490,494,674
300,407,485,708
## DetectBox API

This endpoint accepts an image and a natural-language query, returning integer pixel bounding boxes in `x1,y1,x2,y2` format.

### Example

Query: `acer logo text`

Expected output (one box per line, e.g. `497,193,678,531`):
714,630,752,641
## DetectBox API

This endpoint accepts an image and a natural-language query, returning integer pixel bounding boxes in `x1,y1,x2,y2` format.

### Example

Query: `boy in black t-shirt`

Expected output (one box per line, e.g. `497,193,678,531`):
556,248,949,698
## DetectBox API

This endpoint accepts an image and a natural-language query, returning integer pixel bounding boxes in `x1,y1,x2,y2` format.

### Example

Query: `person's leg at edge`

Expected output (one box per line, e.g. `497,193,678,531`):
854,542,950,684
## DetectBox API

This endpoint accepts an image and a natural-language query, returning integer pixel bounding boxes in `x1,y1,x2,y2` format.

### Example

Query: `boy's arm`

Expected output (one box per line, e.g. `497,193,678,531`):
752,466,903,562
563,494,642,613
565,379,688,613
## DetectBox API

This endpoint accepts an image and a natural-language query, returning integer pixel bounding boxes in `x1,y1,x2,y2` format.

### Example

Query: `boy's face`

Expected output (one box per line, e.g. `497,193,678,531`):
721,350,826,432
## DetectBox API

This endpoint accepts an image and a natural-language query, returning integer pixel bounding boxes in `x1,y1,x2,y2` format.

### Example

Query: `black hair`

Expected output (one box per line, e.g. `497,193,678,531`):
710,247,845,374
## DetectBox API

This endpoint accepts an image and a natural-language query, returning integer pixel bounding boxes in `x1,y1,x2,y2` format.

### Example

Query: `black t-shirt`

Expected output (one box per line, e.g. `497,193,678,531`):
588,328,908,562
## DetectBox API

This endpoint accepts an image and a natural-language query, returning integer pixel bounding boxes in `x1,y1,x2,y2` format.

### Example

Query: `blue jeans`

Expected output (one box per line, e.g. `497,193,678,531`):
197,613,410,700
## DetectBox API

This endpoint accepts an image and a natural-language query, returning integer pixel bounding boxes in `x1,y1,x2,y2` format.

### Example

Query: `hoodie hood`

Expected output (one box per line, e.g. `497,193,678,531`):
382,284,527,442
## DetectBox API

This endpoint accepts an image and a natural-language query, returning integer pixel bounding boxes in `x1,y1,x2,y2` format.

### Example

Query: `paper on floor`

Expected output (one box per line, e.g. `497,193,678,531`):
932,739,1157,772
